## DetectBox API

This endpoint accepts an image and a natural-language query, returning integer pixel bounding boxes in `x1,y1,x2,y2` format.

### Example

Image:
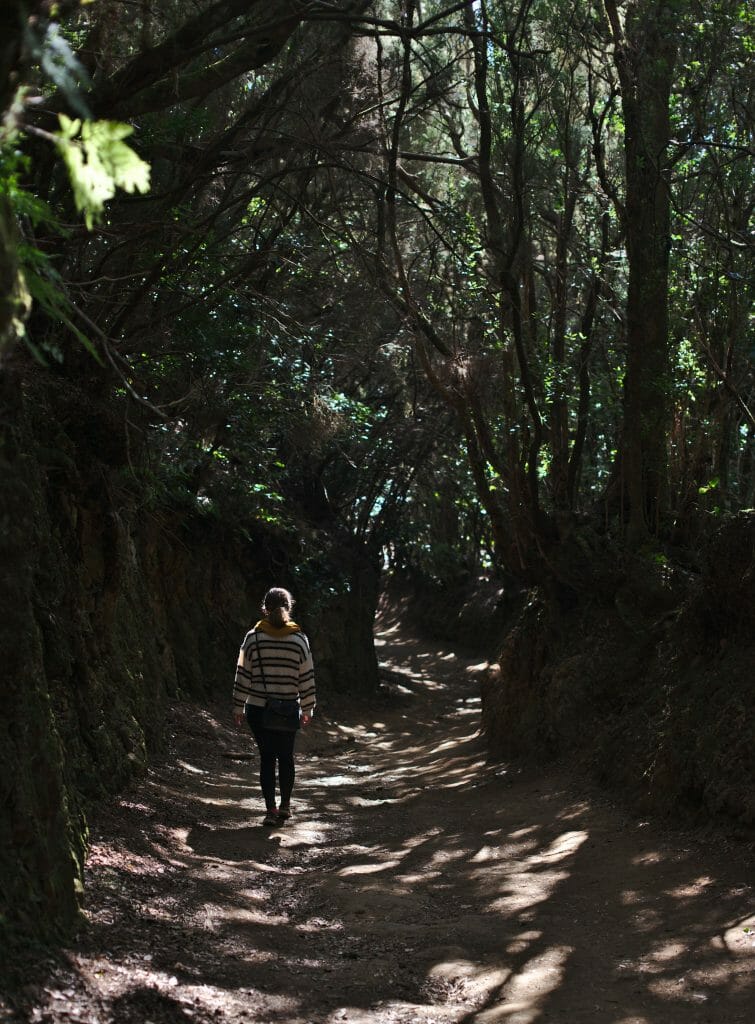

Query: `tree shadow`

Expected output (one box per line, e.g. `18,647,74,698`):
109,986,196,1023
17,629,754,1024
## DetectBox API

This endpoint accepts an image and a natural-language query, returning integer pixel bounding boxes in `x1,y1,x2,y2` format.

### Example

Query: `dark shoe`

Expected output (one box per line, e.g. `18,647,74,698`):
262,811,278,826
277,807,291,821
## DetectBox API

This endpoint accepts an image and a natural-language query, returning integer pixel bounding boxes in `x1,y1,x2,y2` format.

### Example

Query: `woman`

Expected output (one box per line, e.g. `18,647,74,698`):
233,587,316,825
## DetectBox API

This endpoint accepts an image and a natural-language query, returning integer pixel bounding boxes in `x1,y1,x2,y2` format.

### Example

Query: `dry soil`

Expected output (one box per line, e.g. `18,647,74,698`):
4,622,754,1024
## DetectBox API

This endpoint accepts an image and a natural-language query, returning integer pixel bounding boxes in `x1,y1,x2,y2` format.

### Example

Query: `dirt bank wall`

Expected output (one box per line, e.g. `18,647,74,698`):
0,366,379,947
480,517,755,833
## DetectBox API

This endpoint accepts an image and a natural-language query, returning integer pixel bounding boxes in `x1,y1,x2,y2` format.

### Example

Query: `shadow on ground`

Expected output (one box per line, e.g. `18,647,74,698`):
5,624,753,1024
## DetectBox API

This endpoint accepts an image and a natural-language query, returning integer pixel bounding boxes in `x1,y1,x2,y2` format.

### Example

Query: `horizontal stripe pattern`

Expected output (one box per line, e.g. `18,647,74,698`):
232,629,316,713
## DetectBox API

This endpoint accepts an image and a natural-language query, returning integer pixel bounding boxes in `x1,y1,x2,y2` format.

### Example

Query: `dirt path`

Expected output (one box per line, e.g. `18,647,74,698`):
8,624,754,1024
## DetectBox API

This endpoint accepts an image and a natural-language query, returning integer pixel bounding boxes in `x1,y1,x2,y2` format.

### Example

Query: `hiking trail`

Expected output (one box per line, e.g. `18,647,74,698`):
8,622,754,1024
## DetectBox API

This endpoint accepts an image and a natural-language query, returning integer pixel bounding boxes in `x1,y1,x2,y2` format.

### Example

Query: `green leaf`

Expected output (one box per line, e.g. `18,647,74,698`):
83,120,151,194
57,113,81,140
54,116,151,228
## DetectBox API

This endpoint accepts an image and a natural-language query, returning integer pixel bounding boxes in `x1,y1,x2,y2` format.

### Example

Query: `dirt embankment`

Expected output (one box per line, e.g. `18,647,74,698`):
3,622,753,1024
0,366,381,946
480,515,755,832
388,515,755,833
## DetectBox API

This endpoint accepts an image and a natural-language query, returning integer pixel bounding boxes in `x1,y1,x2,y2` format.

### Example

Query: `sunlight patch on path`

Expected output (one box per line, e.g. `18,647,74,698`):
473,945,573,1024
526,829,589,865
26,626,752,1024
339,860,404,877
723,914,755,954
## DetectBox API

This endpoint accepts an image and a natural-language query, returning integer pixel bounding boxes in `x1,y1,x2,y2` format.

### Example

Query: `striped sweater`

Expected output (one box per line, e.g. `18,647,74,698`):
233,620,316,714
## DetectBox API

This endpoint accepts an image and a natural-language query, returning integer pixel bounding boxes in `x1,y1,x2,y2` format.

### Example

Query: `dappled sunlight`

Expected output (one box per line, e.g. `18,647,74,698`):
311,773,357,788
504,931,543,957
647,975,714,1005
176,759,209,774
346,794,404,807
648,940,688,963
89,727,754,1024
723,913,755,955
474,945,573,1024
631,850,670,867
471,845,504,864
455,705,484,719
428,957,512,1009
397,871,444,885
508,826,542,840
621,889,645,906
338,860,404,877
554,801,592,823
55,627,753,1024
526,830,589,866
487,871,572,915
218,904,289,928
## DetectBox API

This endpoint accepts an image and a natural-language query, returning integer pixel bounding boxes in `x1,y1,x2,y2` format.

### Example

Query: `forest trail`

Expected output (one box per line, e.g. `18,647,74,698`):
9,623,754,1024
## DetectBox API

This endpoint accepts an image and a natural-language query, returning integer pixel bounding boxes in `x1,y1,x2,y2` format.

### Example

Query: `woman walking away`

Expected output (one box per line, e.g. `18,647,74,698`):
233,587,316,826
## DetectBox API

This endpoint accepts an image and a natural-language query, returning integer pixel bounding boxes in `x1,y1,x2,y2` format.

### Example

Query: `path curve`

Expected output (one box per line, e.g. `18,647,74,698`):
10,624,754,1024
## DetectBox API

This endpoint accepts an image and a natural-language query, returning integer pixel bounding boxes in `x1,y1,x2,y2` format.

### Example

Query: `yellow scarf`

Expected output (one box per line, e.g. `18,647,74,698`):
254,618,301,637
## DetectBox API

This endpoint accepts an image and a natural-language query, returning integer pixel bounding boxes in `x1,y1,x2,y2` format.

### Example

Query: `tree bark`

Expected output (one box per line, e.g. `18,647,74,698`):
604,0,678,544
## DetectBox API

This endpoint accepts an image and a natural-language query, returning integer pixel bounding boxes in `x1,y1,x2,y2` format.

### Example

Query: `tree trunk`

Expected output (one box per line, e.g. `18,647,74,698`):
605,0,678,544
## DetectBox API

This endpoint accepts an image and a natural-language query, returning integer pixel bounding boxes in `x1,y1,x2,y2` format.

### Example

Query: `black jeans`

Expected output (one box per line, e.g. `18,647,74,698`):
245,706,298,811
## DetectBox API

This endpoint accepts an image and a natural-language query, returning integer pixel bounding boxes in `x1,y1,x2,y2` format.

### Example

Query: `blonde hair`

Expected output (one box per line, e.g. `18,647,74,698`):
262,587,294,628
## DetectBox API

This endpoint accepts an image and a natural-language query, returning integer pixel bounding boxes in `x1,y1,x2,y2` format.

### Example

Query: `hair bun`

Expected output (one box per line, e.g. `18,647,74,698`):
260,585,292,614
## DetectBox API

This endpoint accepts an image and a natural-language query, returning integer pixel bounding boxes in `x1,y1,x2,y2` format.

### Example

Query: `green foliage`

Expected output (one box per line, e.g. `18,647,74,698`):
698,477,720,496
25,20,92,118
54,116,151,228
0,6,152,361
0,142,99,363
2,0,751,571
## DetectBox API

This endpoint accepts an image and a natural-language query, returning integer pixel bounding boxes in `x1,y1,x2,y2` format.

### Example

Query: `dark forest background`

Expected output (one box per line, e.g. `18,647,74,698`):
1,0,753,949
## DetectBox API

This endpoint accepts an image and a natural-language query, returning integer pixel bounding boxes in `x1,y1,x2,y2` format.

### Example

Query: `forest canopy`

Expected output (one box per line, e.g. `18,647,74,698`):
1,0,753,583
